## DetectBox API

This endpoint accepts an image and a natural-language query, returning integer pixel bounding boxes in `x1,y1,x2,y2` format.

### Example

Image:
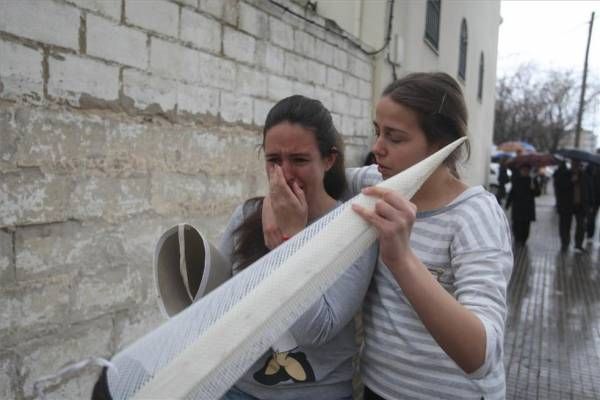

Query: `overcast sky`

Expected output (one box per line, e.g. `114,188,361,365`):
496,1,600,136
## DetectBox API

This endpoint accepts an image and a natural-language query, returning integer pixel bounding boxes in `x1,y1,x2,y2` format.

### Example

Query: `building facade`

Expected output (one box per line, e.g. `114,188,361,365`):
318,0,502,185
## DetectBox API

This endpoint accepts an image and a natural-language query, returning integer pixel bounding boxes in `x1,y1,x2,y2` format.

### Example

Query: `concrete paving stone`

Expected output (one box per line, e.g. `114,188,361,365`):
504,191,600,399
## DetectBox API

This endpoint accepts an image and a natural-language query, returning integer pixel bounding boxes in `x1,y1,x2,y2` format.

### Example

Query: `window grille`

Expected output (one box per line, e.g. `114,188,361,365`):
458,19,468,81
477,52,484,100
425,0,441,49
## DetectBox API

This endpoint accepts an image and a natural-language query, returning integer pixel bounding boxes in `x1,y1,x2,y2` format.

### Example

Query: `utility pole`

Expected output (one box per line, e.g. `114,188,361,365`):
575,11,595,148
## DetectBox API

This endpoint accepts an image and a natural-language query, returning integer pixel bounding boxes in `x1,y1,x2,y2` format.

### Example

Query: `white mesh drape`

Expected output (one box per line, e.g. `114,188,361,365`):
105,138,466,400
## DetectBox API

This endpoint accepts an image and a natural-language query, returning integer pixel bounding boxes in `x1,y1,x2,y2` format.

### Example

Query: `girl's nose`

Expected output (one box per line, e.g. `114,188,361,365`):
372,135,386,158
281,160,294,182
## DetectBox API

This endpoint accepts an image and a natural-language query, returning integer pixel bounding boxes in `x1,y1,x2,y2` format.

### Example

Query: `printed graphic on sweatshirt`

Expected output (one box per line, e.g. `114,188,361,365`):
253,351,315,385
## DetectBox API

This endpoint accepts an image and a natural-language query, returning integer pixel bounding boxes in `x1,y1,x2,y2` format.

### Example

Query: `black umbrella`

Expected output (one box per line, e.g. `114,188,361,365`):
554,149,600,165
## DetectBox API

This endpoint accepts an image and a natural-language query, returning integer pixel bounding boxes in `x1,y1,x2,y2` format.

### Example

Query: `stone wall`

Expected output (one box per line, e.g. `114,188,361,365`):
0,0,374,398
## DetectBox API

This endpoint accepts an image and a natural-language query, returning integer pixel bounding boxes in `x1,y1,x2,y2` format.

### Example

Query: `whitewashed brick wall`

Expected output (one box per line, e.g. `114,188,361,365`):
0,0,374,398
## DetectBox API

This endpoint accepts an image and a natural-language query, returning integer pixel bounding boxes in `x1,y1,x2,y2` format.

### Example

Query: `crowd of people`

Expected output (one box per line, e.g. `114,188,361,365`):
553,161,600,252
495,156,600,251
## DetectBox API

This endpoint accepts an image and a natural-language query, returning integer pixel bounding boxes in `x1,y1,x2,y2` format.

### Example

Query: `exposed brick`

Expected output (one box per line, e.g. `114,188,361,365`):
18,317,113,398
48,54,119,103
87,15,148,69
349,56,372,81
150,38,203,83
284,52,308,81
15,221,124,281
173,0,198,8
223,27,256,64
362,100,372,118
314,86,333,110
220,91,253,124
332,92,348,115
307,60,326,86
358,79,371,99
294,30,315,59
355,117,372,137
341,115,355,137
349,97,362,117
177,82,219,115
0,108,17,171
66,0,122,20
72,265,143,319
150,171,251,216
270,16,294,50
198,53,236,91
0,229,13,285
0,40,43,101
253,98,275,126
0,0,79,50
123,69,177,111
314,39,335,65
199,0,223,18
293,81,314,98
343,74,359,96
1,275,70,332
267,75,293,101
0,355,14,400
326,67,344,92
69,176,151,221
333,47,348,71
180,8,221,53
239,2,268,39
125,0,179,38
222,0,239,26
237,65,267,98
262,43,284,74
0,170,70,227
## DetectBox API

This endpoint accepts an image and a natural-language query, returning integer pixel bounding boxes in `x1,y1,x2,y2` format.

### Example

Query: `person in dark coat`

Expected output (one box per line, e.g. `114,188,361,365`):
497,159,510,205
554,160,591,251
506,163,540,245
585,164,600,240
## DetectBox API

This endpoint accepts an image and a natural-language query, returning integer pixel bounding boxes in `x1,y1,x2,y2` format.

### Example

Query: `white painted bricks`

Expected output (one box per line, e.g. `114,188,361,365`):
220,91,253,124
269,16,294,50
180,8,222,53
48,54,119,103
87,15,148,69
125,0,179,38
66,0,122,20
223,27,256,64
0,0,80,50
239,3,268,39
0,41,43,101
123,69,177,111
177,82,220,115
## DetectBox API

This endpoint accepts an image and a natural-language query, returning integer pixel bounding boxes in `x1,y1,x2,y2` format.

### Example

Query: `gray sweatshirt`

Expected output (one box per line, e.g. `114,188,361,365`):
218,201,377,400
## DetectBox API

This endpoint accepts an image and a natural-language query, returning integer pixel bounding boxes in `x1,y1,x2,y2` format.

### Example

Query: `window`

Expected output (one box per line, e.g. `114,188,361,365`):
458,19,468,81
425,0,441,50
477,52,484,100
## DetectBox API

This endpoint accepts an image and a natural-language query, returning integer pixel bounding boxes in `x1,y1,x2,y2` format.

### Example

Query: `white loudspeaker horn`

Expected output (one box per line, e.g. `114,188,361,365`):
154,224,232,318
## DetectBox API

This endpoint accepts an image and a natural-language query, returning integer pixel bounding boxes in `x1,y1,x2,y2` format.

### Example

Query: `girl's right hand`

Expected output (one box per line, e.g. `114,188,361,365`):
352,186,417,269
262,164,308,249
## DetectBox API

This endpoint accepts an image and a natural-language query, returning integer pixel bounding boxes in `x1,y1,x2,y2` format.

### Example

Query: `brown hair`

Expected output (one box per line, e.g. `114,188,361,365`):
382,72,470,175
232,95,347,271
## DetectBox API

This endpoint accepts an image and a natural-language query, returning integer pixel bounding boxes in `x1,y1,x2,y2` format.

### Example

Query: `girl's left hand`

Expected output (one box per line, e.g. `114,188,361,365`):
352,186,417,267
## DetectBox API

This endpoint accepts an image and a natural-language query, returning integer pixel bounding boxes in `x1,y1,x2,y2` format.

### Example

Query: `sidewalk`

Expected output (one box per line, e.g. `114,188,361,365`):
504,191,600,399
